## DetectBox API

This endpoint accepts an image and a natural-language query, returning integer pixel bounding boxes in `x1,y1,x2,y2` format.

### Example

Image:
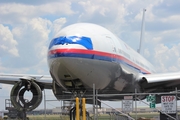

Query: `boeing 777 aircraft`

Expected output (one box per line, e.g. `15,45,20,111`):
0,23,180,113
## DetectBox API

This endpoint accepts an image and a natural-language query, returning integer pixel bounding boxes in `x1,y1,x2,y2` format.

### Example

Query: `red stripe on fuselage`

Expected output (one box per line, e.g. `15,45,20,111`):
48,49,151,74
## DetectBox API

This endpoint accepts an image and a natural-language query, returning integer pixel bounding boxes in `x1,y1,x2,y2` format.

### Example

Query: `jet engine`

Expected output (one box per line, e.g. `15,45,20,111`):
10,80,42,111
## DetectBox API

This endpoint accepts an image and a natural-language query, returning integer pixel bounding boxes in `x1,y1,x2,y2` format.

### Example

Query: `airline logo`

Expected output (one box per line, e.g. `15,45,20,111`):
49,36,93,50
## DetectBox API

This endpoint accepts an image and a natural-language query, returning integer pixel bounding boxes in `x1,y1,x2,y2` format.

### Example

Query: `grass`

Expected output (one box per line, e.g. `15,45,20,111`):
26,113,159,120
130,112,159,119
3,112,179,119
27,114,69,120
5,112,178,120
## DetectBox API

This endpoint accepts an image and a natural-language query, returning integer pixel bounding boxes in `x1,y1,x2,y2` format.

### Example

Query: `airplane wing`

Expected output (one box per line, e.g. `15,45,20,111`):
0,73,53,89
139,72,180,92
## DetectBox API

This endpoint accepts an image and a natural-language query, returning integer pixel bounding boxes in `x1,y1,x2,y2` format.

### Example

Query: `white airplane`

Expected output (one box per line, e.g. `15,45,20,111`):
0,23,180,112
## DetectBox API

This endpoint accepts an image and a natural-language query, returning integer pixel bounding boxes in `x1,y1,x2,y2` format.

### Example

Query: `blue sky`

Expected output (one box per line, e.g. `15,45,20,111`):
0,0,180,110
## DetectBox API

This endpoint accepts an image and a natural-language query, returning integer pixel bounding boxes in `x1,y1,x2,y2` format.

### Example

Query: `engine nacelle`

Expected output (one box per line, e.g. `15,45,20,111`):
10,80,42,111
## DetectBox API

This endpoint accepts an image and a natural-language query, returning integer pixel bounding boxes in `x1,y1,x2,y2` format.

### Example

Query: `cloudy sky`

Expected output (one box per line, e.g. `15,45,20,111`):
0,0,180,110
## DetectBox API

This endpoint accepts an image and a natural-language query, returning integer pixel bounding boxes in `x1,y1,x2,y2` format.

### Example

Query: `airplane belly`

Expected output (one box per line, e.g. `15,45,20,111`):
49,57,121,90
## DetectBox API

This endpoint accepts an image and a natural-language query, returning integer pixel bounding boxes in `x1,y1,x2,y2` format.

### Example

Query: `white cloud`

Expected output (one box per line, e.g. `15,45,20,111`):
0,2,74,25
152,43,180,72
152,36,162,42
12,17,52,61
78,0,127,20
52,18,67,36
134,6,154,22
144,48,150,57
161,15,180,24
0,17,66,75
0,24,19,56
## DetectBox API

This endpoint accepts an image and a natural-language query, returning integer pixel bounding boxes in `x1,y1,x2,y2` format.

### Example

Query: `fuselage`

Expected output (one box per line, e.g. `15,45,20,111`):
47,23,156,96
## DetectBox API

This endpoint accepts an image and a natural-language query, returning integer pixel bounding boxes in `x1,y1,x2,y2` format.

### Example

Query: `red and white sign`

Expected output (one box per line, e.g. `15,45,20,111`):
161,96,176,113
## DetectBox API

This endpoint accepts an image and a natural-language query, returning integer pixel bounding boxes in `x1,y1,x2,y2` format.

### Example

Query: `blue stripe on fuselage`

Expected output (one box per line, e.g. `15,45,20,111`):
48,52,149,74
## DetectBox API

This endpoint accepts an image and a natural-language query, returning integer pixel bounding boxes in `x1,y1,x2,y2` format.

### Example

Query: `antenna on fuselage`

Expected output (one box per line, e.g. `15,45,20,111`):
138,8,146,54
